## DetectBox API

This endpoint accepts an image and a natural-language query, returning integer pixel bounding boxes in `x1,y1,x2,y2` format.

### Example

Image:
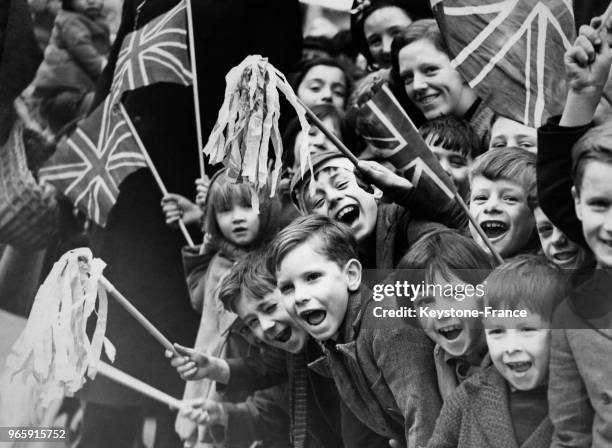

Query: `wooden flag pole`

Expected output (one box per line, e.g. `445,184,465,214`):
297,94,504,264
454,193,504,265
185,0,208,181
119,103,196,249
297,97,361,167
99,276,178,355
98,361,183,409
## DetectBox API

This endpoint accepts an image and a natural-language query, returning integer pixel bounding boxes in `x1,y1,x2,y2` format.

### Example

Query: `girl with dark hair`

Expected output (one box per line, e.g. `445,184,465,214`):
391,19,494,144
289,57,351,111
350,0,432,69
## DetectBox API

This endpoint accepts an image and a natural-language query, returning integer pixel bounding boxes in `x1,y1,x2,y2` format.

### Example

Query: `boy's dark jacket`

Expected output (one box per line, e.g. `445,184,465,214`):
549,270,612,448
537,116,593,248
310,285,441,446
426,366,552,448
221,338,344,448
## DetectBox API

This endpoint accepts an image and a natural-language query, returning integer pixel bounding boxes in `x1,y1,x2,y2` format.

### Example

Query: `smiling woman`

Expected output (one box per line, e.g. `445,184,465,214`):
390,19,494,145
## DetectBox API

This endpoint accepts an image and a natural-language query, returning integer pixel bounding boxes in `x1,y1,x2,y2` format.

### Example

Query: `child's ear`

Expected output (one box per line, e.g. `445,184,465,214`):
372,186,383,200
571,186,583,222
343,258,362,292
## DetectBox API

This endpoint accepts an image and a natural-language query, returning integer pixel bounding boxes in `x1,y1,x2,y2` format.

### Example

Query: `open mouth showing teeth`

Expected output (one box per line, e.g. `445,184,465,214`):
418,93,439,105
553,251,577,262
480,221,508,239
300,309,326,326
274,327,292,343
506,361,532,373
438,326,462,341
335,205,359,226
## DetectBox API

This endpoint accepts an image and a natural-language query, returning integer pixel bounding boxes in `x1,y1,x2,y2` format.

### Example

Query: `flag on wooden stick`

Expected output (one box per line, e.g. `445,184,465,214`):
431,0,575,127
110,0,192,105
351,83,457,202
39,97,147,227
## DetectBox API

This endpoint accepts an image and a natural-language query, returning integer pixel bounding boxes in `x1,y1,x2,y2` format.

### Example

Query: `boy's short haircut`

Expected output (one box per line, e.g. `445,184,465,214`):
469,147,537,205
218,250,276,313
419,116,483,159
267,214,358,272
396,228,494,287
571,121,612,192
484,254,568,321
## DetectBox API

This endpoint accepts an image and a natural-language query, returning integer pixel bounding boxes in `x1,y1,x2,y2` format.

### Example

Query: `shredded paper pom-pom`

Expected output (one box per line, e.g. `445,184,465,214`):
4,248,115,407
203,55,313,211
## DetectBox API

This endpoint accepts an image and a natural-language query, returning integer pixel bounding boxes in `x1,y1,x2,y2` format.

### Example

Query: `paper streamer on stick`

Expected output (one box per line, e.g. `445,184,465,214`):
4,248,115,407
203,55,313,211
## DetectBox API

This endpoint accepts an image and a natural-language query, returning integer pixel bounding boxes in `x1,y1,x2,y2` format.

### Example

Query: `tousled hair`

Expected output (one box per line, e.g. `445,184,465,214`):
572,121,612,193
484,254,568,320
469,147,537,207
218,250,276,313
267,214,358,272
396,229,494,287
419,116,483,159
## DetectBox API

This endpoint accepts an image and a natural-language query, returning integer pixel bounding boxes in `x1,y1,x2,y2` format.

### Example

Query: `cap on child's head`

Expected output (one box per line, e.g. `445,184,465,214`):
484,254,567,321
290,151,355,213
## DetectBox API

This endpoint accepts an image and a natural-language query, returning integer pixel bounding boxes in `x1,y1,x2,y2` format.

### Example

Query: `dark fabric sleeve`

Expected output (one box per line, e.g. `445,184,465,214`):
181,245,215,312
549,325,594,448
371,327,441,447
425,384,465,448
340,401,391,448
537,116,594,248
400,188,468,232
59,15,106,78
222,385,290,447
222,346,289,394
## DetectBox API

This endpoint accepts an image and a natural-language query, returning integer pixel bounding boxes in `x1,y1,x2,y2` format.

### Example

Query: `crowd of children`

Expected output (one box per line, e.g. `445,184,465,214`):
8,0,612,446
149,2,612,446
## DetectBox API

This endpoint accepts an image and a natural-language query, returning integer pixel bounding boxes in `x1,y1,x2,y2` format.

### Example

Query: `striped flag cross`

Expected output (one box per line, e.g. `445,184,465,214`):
432,0,575,127
110,0,193,105
39,98,147,226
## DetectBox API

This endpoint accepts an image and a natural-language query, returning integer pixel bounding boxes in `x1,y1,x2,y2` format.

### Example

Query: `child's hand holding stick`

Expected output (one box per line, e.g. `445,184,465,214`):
165,343,230,384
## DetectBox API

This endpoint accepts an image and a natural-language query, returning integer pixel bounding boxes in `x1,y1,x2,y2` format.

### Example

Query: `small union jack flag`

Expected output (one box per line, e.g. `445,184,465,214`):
355,84,457,202
110,0,193,105
432,0,575,127
39,98,147,226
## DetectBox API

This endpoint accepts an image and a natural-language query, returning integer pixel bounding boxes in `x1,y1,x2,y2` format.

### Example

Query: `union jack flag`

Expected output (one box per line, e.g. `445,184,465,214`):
39,98,147,226
432,0,575,127
355,84,457,202
110,0,192,105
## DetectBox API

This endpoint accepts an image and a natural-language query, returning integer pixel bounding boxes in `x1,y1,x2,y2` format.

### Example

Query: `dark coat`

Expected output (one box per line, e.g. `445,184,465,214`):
536,115,593,249
0,0,41,143
223,338,344,448
312,287,441,446
427,366,553,448
83,0,302,406
32,10,109,93
549,270,612,448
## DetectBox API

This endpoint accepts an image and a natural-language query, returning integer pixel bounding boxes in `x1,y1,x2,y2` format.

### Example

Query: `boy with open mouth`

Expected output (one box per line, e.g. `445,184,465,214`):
168,250,345,447
468,147,540,259
426,255,567,448
291,151,466,270
396,229,494,401
269,214,441,447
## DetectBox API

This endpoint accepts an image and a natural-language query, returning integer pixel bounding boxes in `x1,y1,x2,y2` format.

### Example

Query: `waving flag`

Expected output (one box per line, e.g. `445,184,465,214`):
432,0,575,127
39,98,147,226
352,84,457,202
110,0,192,105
